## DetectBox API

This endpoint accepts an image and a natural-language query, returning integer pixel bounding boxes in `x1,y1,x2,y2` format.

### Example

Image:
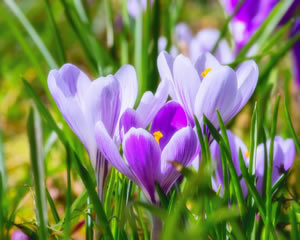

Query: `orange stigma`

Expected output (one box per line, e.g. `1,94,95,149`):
153,131,163,144
245,151,250,158
201,68,212,78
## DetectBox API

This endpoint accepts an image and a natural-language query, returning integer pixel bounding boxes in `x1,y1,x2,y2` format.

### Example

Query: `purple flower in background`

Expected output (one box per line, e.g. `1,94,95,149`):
221,0,300,51
157,51,258,129
48,64,168,200
193,130,249,197
95,101,198,203
11,230,30,240
256,136,295,194
175,23,234,64
291,18,300,85
128,0,153,18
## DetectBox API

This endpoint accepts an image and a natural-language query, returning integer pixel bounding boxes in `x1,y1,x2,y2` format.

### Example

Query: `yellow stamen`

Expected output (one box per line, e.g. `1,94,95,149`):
153,131,163,144
245,151,250,158
201,68,212,78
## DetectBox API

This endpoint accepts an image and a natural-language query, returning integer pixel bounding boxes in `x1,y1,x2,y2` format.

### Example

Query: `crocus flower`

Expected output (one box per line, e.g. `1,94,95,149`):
48,64,168,200
95,101,198,203
256,136,295,194
128,0,153,18
175,23,234,64
157,51,258,129
291,18,300,85
221,0,300,51
11,230,30,240
193,130,249,197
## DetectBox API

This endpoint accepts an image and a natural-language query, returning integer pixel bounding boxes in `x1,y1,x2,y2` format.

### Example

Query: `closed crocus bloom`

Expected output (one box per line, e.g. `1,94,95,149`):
11,230,30,240
256,137,295,194
95,101,198,203
291,18,300,85
157,51,258,129
193,130,249,197
48,64,168,200
175,23,234,64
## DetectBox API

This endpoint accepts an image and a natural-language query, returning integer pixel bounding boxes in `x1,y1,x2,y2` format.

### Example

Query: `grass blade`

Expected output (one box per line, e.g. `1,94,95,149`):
73,151,113,239
46,189,60,224
27,107,48,239
248,104,258,175
284,98,300,154
289,206,299,240
85,198,94,240
265,95,280,240
4,0,58,69
64,144,72,239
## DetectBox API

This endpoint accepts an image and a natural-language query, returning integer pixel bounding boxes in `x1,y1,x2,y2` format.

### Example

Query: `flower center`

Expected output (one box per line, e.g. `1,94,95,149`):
201,68,212,78
245,151,250,158
153,131,163,144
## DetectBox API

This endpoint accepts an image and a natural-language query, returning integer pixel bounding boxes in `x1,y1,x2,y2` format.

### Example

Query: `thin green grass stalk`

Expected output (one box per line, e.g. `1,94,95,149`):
236,0,293,59
289,206,299,240
136,206,149,240
85,198,93,240
104,0,114,48
248,104,258,175
44,0,66,65
211,0,246,54
73,0,90,24
64,144,72,239
73,151,113,239
27,108,48,240
134,12,144,98
193,116,207,170
4,0,58,69
265,95,280,240
284,98,300,154
46,189,60,224
0,130,5,194
0,173,4,240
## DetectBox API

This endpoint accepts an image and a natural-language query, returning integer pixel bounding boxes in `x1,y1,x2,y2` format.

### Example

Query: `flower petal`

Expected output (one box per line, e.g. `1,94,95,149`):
85,75,121,137
48,64,92,155
136,80,169,128
274,137,295,171
150,101,188,149
160,127,198,193
194,66,237,127
193,52,221,80
114,65,138,115
95,121,136,181
157,51,177,100
119,108,142,141
123,128,162,202
175,23,193,45
173,54,201,121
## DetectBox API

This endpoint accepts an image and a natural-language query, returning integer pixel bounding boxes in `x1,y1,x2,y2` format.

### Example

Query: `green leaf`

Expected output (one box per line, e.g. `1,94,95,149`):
85,198,93,240
289,206,299,240
284,98,300,154
265,95,280,240
46,189,60,224
4,0,58,69
73,151,113,239
155,183,169,210
193,116,206,168
248,104,258,175
64,144,72,239
27,107,48,239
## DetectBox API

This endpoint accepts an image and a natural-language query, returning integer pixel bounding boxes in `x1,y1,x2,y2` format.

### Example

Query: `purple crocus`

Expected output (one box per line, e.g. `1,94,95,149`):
175,23,234,64
256,136,295,194
48,64,168,200
157,51,258,129
193,130,249,197
11,230,30,240
128,0,153,18
95,101,198,204
221,0,300,51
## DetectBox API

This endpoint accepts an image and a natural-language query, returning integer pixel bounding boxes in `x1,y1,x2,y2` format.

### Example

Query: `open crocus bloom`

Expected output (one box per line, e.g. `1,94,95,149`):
256,136,295,194
175,23,234,64
95,101,198,203
157,51,258,129
48,63,168,200
193,130,249,197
